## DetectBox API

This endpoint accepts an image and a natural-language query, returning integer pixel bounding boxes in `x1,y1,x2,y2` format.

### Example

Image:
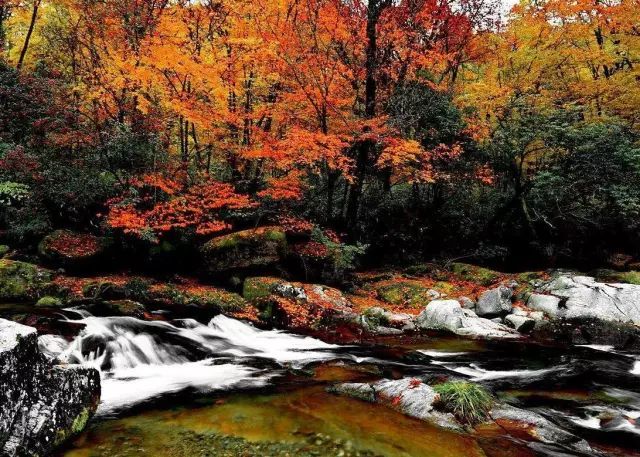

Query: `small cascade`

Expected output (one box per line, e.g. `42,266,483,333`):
41,313,339,415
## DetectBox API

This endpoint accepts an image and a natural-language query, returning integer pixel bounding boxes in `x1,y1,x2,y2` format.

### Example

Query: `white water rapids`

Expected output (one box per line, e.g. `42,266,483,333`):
39,314,341,415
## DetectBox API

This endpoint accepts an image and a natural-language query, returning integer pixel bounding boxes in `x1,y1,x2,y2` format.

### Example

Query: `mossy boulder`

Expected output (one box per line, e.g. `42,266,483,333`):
0,245,9,258
38,229,111,269
201,226,287,275
242,276,285,302
0,259,52,302
35,296,64,308
450,263,500,286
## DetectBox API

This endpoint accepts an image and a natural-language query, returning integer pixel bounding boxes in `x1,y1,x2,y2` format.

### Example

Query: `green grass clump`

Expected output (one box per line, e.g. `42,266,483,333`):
434,381,493,424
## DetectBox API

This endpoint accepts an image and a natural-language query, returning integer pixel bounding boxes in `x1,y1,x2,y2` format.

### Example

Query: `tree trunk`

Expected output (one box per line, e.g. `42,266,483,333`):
17,0,41,70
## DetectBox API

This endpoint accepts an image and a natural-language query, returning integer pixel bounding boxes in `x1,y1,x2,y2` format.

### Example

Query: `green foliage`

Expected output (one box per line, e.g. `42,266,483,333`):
242,277,283,302
123,278,152,301
35,295,64,307
0,181,30,205
311,228,367,279
433,381,493,425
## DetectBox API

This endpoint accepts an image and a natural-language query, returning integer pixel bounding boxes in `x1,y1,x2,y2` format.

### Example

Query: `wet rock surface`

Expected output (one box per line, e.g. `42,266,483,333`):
0,318,100,456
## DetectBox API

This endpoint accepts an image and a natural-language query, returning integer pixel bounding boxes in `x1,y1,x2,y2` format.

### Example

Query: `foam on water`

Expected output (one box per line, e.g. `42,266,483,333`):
437,362,562,381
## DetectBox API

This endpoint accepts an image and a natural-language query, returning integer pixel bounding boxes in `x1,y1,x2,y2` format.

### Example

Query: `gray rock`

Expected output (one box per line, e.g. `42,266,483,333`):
458,296,475,310
538,275,640,324
330,378,461,431
505,314,536,333
476,286,513,316
526,293,561,317
361,307,413,335
416,300,519,339
0,319,100,456
491,405,593,454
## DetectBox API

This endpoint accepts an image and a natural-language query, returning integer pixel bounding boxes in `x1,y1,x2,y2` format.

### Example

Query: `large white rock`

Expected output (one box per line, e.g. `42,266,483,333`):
539,275,640,324
416,300,519,339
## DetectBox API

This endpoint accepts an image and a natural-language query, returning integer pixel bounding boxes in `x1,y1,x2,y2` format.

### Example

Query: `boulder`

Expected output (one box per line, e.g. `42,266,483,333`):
504,314,536,333
201,226,287,275
38,230,111,269
526,293,561,317
416,300,518,339
539,275,640,325
491,405,592,455
476,286,513,317
329,378,461,431
0,259,52,302
361,307,414,334
458,296,475,310
0,319,100,456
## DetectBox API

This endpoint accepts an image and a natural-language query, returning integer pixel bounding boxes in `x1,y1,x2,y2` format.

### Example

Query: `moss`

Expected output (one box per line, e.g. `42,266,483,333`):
242,276,283,301
433,281,456,296
35,295,64,307
433,381,494,425
450,263,500,286
362,307,390,328
54,407,91,447
187,289,247,313
612,271,640,285
105,299,146,317
207,227,285,250
403,263,440,276
516,271,544,284
0,245,9,257
201,226,287,274
592,269,640,285
0,259,52,301
151,285,247,313
375,280,433,307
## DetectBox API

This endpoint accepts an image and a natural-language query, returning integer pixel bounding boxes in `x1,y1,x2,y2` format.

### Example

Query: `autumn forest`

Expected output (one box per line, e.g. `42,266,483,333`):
3,2,640,456
1,0,638,271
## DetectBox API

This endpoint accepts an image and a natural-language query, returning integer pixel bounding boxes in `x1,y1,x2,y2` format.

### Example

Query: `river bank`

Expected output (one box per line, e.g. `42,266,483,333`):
3,253,640,456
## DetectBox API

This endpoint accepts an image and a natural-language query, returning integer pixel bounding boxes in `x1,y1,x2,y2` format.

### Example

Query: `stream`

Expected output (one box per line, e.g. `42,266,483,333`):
34,309,640,456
